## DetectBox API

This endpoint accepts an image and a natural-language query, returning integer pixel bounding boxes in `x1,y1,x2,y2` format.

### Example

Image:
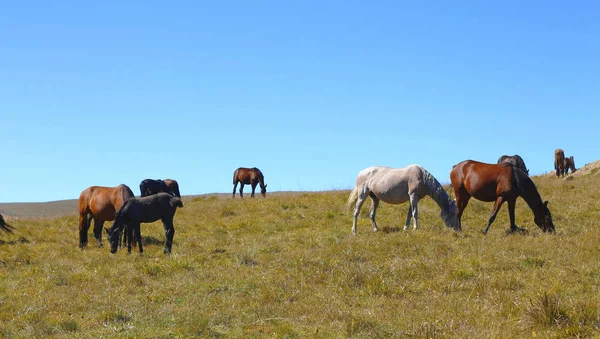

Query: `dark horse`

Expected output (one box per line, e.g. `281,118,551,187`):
497,154,529,175
554,149,565,177
140,179,176,197
563,156,577,176
450,160,555,234
0,213,15,233
105,193,183,254
232,167,267,198
78,184,134,248
163,179,181,198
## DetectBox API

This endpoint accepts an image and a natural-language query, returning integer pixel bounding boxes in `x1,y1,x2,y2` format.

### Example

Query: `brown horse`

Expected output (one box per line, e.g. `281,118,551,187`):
78,184,135,248
163,179,181,198
450,160,555,234
554,149,565,177
563,156,576,176
233,167,267,198
0,213,15,233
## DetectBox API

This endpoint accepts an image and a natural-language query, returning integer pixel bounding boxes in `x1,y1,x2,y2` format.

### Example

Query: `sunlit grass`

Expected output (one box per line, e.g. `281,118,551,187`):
1,173,600,337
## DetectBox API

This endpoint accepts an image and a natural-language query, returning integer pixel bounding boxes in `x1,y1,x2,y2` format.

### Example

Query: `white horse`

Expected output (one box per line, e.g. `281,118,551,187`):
347,165,456,234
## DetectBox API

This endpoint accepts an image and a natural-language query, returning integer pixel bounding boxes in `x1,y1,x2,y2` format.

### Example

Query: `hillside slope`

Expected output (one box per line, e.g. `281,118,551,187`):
0,169,599,337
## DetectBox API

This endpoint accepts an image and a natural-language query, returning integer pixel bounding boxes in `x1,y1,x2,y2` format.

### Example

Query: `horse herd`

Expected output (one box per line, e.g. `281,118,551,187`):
0,153,578,253
348,151,574,236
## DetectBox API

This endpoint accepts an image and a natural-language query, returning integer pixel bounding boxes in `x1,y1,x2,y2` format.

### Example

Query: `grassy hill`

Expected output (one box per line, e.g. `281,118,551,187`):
1,165,599,337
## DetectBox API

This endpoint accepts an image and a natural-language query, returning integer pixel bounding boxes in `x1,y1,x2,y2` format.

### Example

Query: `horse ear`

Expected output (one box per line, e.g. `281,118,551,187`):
544,200,548,207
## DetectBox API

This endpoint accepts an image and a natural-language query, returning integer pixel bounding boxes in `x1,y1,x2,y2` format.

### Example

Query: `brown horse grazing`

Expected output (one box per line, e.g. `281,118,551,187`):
450,160,555,234
497,154,529,175
78,184,135,248
554,149,565,177
163,179,181,198
0,213,15,233
233,167,267,198
563,156,576,176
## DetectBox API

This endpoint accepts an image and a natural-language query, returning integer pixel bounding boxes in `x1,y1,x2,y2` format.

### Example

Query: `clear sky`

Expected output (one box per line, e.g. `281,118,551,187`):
1,1,598,202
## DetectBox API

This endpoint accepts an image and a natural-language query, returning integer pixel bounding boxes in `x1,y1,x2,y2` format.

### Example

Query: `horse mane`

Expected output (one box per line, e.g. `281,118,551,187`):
511,166,543,209
419,166,452,214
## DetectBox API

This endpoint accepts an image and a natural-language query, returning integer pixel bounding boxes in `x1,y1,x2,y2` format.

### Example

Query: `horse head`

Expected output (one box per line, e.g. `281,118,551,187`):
105,226,121,254
261,184,267,197
534,201,555,233
440,199,457,229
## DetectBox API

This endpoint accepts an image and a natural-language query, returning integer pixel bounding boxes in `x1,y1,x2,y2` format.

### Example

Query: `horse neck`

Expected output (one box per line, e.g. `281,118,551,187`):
422,169,452,214
257,173,265,188
514,172,544,217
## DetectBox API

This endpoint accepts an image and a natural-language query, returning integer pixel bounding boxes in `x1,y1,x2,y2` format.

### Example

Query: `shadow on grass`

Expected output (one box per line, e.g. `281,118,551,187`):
142,235,164,246
0,236,30,245
381,226,401,234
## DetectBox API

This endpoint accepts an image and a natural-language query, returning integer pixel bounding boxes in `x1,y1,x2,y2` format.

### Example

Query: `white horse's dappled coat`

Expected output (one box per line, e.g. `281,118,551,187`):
347,165,456,234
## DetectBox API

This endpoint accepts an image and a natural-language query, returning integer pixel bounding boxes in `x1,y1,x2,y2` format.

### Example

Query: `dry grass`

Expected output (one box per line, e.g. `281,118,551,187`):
1,171,600,337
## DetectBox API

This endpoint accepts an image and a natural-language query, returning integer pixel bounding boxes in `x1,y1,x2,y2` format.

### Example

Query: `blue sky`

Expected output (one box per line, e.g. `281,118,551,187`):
1,1,598,202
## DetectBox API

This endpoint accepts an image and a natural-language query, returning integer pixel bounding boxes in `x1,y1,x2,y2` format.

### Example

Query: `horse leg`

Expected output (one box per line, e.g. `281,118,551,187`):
135,223,143,254
126,223,133,254
78,213,91,248
403,203,412,230
352,191,369,235
454,191,470,232
232,182,238,198
93,219,104,247
506,199,522,232
368,194,380,232
483,197,504,235
409,194,419,230
162,217,175,254
251,182,257,198
239,184,245,198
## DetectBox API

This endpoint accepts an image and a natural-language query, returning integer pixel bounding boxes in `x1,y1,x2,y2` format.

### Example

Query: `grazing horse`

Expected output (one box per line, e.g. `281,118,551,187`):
563,156,577,176
140,179,176,197
497,154,529,175
347,165,457,235
78,184,135,248
105,193,183,254
450,160,555,234
233,167,267,198
554,149,565,177
0,213,15,233
163,179,181,198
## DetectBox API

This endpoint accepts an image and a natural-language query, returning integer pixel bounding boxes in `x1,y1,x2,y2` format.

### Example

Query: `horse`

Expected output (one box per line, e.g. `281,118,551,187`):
78,184,135,248
554,149,565,177
0,213,15,233
162,179,181,198
497,154,529,175
563,156,576,176
450,160,555,234
139,179,176,197
105,193,183,254
232,167,267,198
346,165,457,235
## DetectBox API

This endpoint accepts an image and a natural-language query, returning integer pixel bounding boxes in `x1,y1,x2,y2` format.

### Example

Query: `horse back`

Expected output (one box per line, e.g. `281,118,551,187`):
452,160,515,201
234,167,263,184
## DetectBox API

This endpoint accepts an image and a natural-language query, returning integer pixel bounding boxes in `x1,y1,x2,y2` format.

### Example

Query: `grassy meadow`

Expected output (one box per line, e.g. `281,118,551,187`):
1,170,600,338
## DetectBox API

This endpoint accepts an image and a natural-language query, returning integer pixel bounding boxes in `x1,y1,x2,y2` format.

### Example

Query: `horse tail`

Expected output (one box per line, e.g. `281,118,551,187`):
346,185,359,212
124,185,135,200
0,214,15,233
233,168,239,185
